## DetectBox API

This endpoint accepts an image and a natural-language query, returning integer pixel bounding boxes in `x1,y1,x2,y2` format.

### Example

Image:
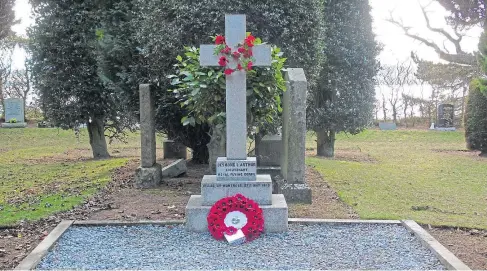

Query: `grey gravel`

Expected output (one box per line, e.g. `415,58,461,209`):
37,223,445,270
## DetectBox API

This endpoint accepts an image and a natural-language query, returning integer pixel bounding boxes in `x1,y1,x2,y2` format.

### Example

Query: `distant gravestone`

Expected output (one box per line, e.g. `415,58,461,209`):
1,98,27,128
436,104,456,131
379,122,397,131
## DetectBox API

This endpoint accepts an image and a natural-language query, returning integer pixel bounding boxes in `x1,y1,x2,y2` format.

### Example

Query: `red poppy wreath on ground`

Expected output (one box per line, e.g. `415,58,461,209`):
207,194,264,242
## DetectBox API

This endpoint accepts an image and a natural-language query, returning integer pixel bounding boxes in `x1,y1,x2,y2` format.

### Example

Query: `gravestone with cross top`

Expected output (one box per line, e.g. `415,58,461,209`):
200,14,272,181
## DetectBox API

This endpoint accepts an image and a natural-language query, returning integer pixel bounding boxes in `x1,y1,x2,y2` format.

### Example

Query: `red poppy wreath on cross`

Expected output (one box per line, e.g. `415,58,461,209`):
207,194,264,242
213,34,257,75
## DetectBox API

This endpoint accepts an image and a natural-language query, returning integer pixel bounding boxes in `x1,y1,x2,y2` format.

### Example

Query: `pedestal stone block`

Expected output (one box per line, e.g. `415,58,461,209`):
163,140,187,159
186,194,288,233
135,164,162,188
1,123,27,128
276,179,312,204
216,157,256,181
201,175,272,205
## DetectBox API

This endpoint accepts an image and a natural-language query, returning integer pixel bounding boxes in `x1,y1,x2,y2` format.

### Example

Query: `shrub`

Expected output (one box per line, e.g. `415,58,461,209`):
8,118,17,123
134,0,325,89
465,79,487,156
168,43,286,137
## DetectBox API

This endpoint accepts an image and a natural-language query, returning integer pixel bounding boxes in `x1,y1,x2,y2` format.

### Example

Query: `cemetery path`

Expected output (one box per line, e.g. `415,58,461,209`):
1,159,486,269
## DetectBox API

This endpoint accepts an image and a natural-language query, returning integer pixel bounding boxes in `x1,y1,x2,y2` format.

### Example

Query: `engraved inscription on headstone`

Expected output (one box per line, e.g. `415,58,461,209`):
202,182,271,188
216,158,257,179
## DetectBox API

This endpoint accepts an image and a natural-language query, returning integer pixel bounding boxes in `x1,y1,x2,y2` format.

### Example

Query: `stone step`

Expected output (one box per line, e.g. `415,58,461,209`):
186,194,288,233
201,175,272,206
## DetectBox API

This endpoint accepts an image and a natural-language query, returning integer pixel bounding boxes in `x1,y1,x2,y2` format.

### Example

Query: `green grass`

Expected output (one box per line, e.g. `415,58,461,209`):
0,128,143,226
306,129,487,229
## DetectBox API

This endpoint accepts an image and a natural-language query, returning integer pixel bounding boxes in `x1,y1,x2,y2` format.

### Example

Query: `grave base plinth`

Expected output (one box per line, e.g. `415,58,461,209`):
186,194,288,233
1,122,27,128
201,174,272,205
135,164,162,188
275,179,312,204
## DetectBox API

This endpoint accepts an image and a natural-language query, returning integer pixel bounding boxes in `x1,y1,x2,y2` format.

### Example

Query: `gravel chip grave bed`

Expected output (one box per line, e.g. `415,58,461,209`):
37,223,444,270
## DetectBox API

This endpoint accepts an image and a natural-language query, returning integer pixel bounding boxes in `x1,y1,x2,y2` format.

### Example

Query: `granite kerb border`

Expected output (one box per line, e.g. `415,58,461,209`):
401,220,470,270
14,220,74,270
16,219,469,270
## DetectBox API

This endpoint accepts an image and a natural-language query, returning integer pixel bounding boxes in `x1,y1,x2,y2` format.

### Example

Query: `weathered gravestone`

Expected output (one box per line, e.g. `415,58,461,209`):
163,140,187,159
275,68,312,204
186,14,288,233
1,98,27,128
256,134,282,181
135,84,162,188
435,104,456,131
379,122,397,130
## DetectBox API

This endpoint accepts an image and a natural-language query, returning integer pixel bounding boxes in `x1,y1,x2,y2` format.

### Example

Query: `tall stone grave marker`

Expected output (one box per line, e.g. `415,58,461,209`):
135,84,162,188
276,68,312,204
186,14,288,233
2,98,27,128
436,104,456,131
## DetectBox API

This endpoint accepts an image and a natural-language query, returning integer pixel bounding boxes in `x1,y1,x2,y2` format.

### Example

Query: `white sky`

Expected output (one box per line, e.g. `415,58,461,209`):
8,0,484,113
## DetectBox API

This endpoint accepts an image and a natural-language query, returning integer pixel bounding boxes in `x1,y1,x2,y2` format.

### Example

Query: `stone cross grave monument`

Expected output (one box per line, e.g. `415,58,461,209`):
1,98,27,128
185,14,288,233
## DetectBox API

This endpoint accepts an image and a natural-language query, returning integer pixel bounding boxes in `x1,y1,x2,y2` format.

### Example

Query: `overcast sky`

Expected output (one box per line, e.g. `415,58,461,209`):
9,0,484,103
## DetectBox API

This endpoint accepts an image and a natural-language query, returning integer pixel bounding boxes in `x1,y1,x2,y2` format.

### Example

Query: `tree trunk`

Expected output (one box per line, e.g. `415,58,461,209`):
403,104,408,127
461,85,467,127
192,144,209,164
392,105,397,123
382,95,387,121
207,125,226,173
87,116,110,159
316,129,336,157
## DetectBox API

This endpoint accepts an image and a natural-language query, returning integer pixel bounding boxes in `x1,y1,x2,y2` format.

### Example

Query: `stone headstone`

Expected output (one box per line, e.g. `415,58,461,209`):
135,84,162,188
256,134,282,167
2,98,27,128
379,122,397,130
163,140,187,159
185,14,288,235
436,104,456,131
429,123,435,130
276,68,311,204
161,159,187,178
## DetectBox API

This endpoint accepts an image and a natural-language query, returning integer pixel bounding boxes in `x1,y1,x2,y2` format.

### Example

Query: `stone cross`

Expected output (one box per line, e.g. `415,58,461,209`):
200,14,272,160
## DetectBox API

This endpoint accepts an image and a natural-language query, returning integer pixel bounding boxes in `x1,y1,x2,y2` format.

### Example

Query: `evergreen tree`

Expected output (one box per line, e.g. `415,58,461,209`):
29,0,133,159
307,0,380,157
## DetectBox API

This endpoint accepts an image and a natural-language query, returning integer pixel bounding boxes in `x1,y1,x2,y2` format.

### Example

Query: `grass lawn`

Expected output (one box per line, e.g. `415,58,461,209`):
306,129,487,229
0,128,153,226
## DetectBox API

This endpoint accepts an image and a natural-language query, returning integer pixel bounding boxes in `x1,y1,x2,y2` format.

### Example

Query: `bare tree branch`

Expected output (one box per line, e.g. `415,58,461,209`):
387,8,478,66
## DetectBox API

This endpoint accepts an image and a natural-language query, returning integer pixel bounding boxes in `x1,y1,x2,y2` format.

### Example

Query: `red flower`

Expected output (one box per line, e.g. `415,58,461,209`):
215,35,225,45
243,49,253,58
247,61,253,71
225,226,238,236
237,63,243,70
221,46,231,54
238,47,246,54
224,68,234,75
245,35,256,47
218,56,228,67
232,51,241,58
